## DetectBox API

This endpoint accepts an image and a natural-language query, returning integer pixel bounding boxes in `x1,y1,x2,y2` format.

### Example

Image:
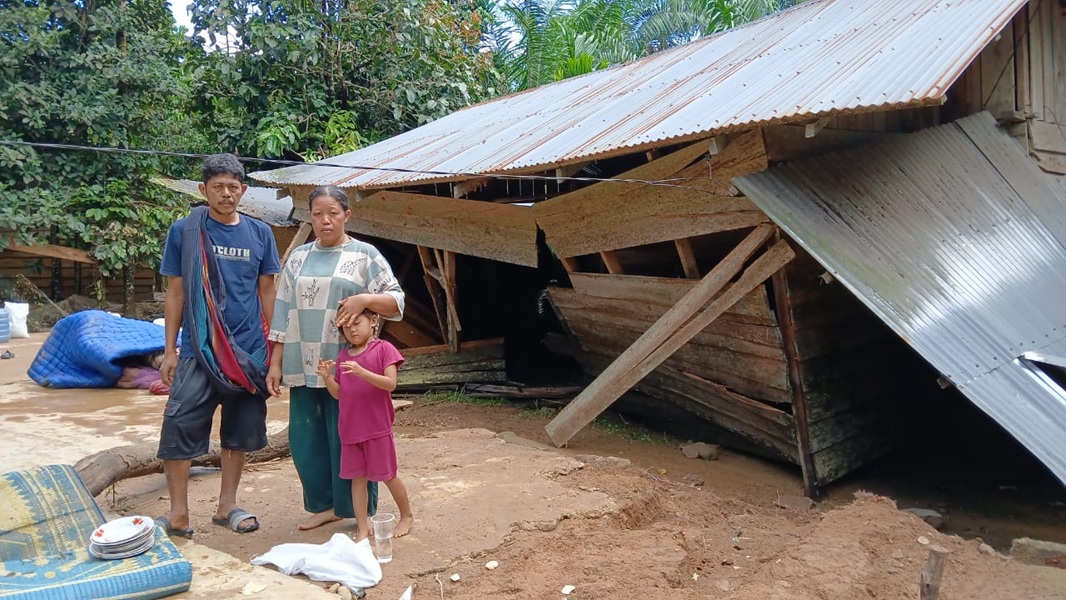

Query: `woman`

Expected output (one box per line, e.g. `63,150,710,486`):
267,185,405,531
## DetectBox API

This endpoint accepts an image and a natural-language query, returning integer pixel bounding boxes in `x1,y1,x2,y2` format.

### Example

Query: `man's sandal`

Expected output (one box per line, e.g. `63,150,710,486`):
155,516,194,539
212,508,259,533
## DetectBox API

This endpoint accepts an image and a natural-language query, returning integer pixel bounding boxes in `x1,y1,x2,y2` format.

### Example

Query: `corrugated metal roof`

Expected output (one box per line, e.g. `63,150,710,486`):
251,0,1024,190
151,177,297,227
734,112,1066,485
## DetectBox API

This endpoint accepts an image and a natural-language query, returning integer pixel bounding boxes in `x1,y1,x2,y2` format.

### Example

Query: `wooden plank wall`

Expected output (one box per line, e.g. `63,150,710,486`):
1028,0,1066,175
778,250,917,484
0,249,157,303
547,276,797,463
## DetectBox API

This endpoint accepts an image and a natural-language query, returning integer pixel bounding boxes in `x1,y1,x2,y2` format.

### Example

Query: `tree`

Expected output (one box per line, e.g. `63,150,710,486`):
0,0,196,312
184,0,505,160
493,0,804,91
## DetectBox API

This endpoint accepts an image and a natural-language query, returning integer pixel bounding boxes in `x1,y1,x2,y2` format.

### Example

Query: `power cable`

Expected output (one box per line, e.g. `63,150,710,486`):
0,139,723,192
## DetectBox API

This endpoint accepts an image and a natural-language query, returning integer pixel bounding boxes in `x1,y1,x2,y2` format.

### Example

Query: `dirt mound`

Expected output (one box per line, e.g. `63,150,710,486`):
725,492,1056,600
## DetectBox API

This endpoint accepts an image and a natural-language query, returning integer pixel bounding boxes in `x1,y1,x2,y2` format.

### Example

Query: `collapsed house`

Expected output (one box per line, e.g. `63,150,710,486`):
251,0,1066,495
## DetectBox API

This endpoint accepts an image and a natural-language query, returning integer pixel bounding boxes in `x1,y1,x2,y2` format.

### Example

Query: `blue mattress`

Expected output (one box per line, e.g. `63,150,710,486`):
28,310,166,388
0,464,192,600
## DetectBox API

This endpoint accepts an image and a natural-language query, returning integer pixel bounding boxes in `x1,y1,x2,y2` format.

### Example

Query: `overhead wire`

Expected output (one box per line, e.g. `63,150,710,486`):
0,139,727,194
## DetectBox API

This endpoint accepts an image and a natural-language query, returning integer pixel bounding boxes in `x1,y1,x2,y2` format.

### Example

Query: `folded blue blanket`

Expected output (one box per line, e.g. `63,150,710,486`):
28,310,166,388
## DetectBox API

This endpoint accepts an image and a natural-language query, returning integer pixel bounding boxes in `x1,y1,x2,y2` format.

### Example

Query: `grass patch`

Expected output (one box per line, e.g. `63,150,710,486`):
593,415,654,442
418,391,510,406
518,406,555,420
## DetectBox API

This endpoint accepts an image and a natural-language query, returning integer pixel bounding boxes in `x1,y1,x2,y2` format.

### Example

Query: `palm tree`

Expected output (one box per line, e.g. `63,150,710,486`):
494,0,803,91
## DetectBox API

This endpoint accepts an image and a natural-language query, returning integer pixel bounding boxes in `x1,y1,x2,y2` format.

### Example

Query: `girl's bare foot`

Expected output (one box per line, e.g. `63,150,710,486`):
395,514,414,537
297,510,341,531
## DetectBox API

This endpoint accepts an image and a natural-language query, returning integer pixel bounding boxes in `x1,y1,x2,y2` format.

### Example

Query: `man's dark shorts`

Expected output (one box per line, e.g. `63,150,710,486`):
157,357,268,460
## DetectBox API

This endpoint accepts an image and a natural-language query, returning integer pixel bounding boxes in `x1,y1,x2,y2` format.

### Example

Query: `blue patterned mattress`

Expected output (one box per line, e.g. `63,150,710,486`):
28,310,166,388
0,465,192,599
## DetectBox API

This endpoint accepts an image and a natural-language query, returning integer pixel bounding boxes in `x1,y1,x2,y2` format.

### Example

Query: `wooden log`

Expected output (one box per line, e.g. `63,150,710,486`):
920,545,950,600
544,225,778,446
74,427,291,497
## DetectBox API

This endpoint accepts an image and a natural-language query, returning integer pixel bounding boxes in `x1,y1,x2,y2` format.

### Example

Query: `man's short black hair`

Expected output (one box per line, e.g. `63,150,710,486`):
201,154,245,183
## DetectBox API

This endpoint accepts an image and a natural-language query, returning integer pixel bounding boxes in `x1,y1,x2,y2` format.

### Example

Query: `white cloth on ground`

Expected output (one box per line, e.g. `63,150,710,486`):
251,533,382,591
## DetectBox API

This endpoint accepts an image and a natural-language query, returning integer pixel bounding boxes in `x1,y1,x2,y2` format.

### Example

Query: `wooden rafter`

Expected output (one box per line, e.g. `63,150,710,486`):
599,250,624,274
674,238,700,279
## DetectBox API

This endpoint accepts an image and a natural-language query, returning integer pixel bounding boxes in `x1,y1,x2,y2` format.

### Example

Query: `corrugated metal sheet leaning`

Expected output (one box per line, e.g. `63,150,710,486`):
250,0,1025,191
734,112,1066,485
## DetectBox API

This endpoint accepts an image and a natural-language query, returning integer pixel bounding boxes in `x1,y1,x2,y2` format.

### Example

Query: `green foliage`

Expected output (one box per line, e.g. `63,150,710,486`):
0,0,194,282
495,0,804,91
185,0,504,159
419,391,511,406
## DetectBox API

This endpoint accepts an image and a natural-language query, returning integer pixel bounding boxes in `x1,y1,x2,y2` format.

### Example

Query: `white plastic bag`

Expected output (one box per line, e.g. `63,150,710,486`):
251,533,382,591
5,302,28,338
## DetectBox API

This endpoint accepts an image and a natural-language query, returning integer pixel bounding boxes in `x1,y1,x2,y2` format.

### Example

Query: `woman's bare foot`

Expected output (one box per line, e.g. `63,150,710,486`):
395,514,414,537
297,510,342,531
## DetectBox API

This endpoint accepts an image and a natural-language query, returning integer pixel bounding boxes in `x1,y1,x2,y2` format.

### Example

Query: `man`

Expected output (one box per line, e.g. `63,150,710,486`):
155,154,280,536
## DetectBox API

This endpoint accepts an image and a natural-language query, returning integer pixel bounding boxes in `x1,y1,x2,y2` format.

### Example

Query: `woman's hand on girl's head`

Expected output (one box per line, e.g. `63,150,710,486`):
316,359,335,379
336,294,369,327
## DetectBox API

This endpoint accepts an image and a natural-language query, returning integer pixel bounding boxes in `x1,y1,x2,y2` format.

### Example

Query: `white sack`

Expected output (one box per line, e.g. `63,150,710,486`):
251,533,382,591
5,302,28,338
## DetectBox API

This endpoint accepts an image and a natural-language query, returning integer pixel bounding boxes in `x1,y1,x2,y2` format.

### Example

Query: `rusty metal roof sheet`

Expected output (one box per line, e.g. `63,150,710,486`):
251,0,1025,190
734,112,1066,485
151,176,297,227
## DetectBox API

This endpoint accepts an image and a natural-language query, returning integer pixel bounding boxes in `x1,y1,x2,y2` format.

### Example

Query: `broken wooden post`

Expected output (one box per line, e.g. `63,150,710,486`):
920,544,950,600
544,224,780,446
279,222,313,267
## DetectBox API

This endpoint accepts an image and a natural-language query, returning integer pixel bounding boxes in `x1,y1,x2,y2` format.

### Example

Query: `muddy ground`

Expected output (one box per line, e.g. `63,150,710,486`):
3,332,1066,599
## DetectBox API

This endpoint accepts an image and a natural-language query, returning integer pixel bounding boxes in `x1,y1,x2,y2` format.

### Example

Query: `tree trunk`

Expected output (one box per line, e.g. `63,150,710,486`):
74,426,291,497
122,265,135,316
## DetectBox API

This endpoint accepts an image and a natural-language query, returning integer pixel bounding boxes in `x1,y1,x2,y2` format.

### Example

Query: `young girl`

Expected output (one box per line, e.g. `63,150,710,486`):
317,309,414,541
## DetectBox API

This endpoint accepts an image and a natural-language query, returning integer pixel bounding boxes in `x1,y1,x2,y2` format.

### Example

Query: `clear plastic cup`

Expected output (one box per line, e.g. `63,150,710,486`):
371,513,396,563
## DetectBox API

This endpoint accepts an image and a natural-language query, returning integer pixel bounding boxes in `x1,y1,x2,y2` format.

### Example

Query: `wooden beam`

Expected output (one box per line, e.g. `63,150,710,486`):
296,189,538,267
556,162,591,178
3,242,96,264
1013,8,1031,116
279,222,313,266
537,130,768,258
560,256,580,273
804,118,830,138
435,248,461,352
544,224,776,446
417,246,449,343
708,134,729,155
981,20,1016,119
771,266,820,497
599,250,624,274
453,178,490,198
674,238,700,279
763,125,888,162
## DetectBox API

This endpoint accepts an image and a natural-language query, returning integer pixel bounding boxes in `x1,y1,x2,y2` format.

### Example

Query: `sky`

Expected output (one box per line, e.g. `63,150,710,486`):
170,0,194,34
